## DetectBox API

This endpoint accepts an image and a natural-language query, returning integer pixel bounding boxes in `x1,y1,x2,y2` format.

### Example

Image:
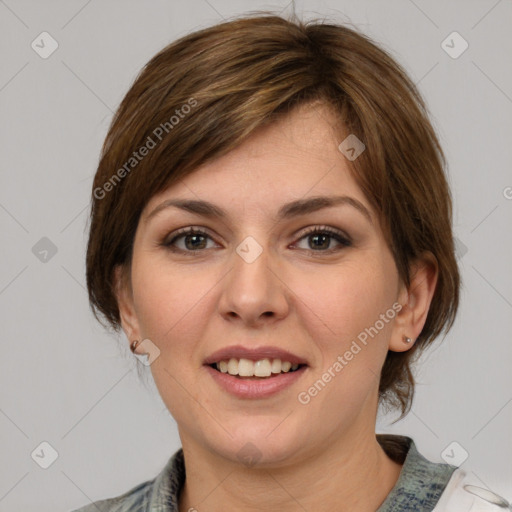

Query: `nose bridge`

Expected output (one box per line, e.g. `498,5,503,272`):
219,234,288,323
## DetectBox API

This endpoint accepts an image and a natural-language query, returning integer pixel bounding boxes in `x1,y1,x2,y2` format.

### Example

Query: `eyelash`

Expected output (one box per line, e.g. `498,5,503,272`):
161,225,352,255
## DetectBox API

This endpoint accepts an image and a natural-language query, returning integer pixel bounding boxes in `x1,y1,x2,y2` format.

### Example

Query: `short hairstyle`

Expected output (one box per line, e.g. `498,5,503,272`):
86,12,460,419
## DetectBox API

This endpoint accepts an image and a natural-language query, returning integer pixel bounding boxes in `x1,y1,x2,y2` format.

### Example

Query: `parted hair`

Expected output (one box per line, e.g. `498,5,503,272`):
86,11,460,419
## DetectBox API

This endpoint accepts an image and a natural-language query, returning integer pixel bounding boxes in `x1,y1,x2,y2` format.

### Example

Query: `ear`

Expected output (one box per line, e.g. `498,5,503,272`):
389,252,438,352
114,264,142,345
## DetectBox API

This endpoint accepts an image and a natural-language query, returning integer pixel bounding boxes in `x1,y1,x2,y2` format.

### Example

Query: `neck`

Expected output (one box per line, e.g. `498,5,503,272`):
178,429,403,512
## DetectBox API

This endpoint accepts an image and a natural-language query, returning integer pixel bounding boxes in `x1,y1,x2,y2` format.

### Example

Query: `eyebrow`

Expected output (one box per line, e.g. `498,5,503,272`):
144,195,373,225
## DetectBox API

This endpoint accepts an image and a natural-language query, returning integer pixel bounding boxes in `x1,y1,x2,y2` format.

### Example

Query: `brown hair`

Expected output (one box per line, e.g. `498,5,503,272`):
86,12,460,419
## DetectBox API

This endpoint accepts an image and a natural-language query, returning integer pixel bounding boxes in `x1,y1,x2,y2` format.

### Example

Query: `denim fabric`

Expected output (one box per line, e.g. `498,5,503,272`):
72,435,458,511
376,435,457,511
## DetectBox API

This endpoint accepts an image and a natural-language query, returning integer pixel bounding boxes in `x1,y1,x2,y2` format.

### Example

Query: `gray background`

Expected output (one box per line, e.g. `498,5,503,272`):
1,0,511,510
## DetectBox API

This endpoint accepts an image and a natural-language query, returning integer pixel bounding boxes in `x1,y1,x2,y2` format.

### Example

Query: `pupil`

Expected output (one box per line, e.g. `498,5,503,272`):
311,234,329,249
186,234,206,250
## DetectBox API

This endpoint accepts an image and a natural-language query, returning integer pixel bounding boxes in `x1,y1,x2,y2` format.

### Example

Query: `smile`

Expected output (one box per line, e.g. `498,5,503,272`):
211,357,305,378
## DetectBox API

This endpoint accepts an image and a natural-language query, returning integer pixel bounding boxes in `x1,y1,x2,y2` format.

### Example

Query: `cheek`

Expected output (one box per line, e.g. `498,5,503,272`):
292,262,397,418
131,257,214,349
295,257,397,346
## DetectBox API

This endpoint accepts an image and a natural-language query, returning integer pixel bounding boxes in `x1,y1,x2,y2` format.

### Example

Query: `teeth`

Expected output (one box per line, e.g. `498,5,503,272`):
215,358,300,377
238,358,255,377
271,359,282,373
281,361,292,372
254,358,271,377
227,358,239,375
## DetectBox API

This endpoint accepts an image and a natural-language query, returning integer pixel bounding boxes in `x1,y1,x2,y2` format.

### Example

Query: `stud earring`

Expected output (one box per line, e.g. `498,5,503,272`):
403,335,413,344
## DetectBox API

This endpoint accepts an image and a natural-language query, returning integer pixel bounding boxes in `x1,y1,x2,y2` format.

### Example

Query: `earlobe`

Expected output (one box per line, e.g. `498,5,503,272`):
389,253,438,353
113,265,141,343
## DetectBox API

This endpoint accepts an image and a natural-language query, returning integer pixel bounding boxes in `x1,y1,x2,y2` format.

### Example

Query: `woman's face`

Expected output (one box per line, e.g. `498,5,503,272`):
118,102,412,467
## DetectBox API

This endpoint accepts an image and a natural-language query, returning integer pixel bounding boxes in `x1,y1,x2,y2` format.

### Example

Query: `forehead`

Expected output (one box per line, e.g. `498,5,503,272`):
142,102,368,216
225,101,347,166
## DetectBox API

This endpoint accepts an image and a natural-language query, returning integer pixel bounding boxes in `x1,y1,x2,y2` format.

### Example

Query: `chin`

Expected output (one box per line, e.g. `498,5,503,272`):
208,426,304,469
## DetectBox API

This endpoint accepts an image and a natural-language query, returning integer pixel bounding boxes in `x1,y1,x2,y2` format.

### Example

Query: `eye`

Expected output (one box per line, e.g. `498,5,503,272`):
161,225,352,255
293,225,352,253
162,227,218,253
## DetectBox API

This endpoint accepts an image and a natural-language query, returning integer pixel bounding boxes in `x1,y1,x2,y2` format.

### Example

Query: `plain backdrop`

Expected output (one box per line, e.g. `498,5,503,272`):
0,1,511,511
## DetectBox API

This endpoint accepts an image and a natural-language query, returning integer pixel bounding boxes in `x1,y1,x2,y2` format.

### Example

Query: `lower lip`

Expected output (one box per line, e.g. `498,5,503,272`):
204,365,307,399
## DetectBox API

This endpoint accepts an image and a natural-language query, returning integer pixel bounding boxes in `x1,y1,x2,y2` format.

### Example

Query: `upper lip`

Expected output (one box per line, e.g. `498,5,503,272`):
203,345,308,366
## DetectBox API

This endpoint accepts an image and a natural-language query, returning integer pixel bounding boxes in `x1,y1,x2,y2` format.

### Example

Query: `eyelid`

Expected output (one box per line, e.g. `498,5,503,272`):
294,224,351,242
163,226,219,247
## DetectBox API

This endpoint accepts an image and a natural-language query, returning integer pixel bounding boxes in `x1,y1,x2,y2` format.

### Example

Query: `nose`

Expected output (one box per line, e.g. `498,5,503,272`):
217,239,290,328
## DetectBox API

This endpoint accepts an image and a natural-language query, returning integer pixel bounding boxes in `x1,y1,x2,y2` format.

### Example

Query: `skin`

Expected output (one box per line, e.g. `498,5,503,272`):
115,101,438,512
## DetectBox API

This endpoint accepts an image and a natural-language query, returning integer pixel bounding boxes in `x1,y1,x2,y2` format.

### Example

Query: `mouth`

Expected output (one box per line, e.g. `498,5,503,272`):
204,358,308,399
207,360,308,379
203,345,309,380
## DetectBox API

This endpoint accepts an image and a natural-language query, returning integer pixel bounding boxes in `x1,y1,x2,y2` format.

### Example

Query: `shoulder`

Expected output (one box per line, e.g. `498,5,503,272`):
377,435,510,512
70,479,153,512
70,448,186,512
432,468,511,511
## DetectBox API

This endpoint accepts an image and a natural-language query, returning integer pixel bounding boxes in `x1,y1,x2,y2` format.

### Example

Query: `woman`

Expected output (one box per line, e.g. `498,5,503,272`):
74,12,508,512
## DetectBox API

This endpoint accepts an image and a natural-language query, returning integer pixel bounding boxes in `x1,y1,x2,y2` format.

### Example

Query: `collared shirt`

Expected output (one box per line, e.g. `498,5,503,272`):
71,434,508,511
